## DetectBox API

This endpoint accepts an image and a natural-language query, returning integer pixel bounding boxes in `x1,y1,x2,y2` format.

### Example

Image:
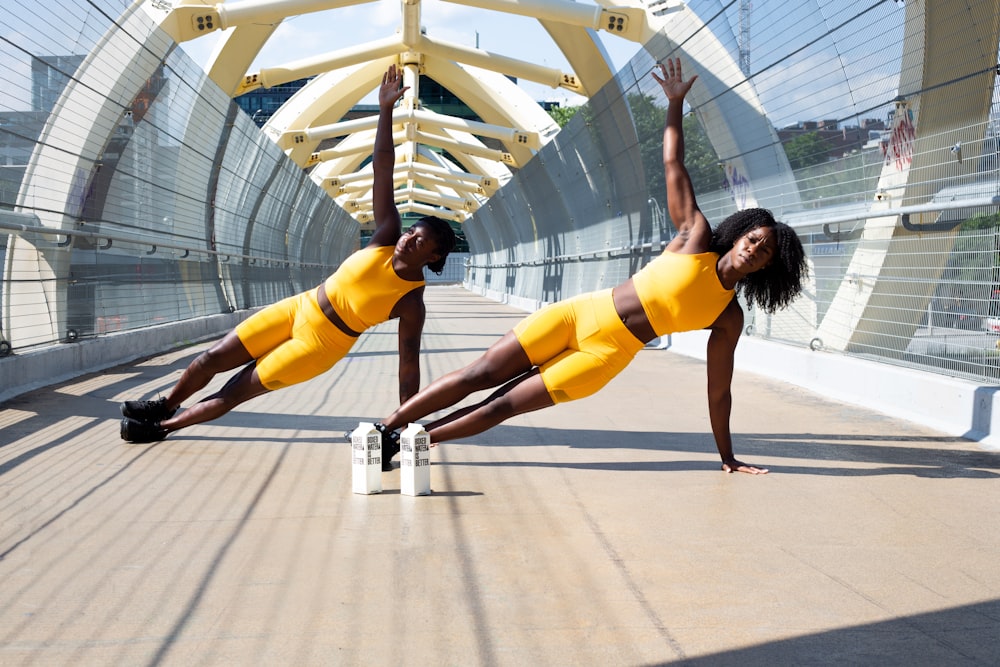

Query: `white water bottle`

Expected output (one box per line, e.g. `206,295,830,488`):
400,423,431,496
350,422,382,495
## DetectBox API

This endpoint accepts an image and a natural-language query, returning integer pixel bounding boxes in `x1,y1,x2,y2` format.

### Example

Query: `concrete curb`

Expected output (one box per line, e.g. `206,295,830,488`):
0,310,256,404
662,330,1000,451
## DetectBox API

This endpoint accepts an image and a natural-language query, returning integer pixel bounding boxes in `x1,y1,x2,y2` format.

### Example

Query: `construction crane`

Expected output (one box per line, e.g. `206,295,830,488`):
738,0,752,75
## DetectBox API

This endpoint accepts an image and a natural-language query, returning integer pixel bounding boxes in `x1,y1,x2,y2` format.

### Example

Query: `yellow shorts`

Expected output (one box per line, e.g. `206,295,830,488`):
235,290,357,391
513,289,644,404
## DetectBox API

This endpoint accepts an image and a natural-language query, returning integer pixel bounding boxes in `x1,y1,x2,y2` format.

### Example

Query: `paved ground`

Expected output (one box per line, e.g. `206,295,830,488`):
2,286,999,666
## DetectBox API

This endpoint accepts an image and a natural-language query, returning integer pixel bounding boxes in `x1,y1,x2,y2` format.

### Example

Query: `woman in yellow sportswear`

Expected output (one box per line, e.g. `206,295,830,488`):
373,58,807,474
120,65,455,448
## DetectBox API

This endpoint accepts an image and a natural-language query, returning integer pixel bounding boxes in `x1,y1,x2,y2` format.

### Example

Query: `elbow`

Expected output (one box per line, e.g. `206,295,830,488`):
707,385,732,406
663,156,683,172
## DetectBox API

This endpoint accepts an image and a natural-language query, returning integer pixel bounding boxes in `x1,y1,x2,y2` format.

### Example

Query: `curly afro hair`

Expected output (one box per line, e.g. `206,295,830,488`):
412,216,457,275
708,208,807,314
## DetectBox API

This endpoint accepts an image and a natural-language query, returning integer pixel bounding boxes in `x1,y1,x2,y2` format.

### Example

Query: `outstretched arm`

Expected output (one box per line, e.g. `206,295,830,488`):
651,58,712,254
369,64,408,248
705,301,769,474
393,290,426,403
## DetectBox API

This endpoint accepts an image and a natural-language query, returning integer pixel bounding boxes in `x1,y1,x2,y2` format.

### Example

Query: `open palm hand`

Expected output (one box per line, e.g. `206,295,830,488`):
379,64,408,109
651,57,697,103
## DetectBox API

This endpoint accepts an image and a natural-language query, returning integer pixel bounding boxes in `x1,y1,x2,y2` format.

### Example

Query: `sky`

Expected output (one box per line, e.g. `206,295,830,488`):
176,1,643,108
0,0,919,128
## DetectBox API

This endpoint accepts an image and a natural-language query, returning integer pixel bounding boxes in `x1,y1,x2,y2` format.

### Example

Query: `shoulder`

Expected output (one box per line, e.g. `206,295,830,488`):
658,249,720,262
367,221,402,248
643,249,720,273
353,245,396,266
665,211,713,254
393,286,427,319
347,244,388,259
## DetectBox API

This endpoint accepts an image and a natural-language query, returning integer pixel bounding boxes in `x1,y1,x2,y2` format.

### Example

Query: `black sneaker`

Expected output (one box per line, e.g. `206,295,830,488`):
375,423,400,471
121,397,176,422
120,417,167,443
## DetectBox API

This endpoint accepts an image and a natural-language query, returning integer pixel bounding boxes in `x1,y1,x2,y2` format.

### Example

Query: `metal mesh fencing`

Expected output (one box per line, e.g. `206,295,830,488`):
464,0,1000,385
0,1,356,353
4,0,1000,389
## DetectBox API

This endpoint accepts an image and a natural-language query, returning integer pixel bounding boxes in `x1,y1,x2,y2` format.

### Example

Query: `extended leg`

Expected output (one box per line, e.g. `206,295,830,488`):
381,331,533,431
424,369,554,443
164,330,255,412
121,329,257,426
160,361,270,432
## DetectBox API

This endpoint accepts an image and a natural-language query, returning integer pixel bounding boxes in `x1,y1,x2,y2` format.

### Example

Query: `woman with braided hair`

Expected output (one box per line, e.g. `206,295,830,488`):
371,57,807,474
119,64,455,448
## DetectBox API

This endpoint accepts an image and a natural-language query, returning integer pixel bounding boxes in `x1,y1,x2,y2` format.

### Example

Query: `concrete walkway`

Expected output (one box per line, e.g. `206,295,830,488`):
2,286,998,666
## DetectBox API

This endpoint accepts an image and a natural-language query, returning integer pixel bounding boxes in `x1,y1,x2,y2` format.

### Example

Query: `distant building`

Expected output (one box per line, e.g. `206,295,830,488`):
31,55,85,112
3,55,87,208
0,111,46,208
778,117,887,161
234,78,313,127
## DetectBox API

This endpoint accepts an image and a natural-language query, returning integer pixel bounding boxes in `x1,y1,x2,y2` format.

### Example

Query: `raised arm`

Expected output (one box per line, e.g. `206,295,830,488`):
368,64,408,248
651,58,712,253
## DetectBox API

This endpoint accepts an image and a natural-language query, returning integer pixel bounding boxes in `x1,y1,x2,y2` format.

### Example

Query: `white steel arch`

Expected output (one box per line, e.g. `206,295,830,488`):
149,0,672,226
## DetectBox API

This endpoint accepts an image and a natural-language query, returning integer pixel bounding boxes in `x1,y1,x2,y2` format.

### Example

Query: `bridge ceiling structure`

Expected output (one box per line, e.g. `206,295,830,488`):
11,0,1000,390
154,0,674,225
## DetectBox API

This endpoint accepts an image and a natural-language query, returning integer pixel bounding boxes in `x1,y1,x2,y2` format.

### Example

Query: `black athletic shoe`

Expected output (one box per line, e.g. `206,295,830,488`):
375,423,400,471
120,397,176,423
120,417,167,443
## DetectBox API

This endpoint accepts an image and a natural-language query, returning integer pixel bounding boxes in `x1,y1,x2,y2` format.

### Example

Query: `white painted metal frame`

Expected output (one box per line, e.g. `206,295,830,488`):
156,0,668,224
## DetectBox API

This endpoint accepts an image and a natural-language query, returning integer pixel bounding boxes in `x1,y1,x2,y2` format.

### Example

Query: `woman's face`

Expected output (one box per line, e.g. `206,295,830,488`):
395,224,441,266
731,226,777,274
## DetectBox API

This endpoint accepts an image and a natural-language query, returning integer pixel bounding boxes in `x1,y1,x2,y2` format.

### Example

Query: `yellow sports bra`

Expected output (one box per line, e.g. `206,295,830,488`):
323,245,424,332
631,251,735,336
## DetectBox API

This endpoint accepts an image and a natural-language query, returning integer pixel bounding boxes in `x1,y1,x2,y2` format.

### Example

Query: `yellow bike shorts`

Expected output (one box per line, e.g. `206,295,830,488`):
513,288,645,404
235,289,358,391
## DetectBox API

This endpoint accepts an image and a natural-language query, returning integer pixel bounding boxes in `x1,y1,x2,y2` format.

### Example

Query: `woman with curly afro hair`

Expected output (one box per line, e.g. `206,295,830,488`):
368,57,807,475
709,207,806,314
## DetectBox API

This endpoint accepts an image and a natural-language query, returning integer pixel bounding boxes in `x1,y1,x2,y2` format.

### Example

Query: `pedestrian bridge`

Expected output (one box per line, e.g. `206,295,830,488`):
2,1,1000,658
2,286,998,665
5,0,1000,442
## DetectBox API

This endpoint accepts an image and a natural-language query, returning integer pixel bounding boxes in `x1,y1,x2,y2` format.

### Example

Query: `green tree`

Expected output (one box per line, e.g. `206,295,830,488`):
959,212,1000,231
547,105,580,128
627,92,719,212
784,132,833,170
930,213,1000,318
953,213,1000,297
683,114,722,195
795,148,882,206
627,92,665,206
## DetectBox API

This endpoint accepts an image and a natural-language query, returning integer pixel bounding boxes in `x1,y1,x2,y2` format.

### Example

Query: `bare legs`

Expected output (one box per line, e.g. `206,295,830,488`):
380,331,555,444
157,330,270,433
423,370,554,443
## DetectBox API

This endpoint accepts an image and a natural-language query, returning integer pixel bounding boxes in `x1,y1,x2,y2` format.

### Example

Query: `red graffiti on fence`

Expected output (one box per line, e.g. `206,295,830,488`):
881,109,915,170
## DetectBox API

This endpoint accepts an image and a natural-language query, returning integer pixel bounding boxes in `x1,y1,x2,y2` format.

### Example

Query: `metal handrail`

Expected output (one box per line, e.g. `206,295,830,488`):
0,214,328,270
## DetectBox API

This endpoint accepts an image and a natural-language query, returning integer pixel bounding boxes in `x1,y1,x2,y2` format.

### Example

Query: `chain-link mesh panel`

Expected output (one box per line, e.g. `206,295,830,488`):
464,0,1000,385
0,1,354,351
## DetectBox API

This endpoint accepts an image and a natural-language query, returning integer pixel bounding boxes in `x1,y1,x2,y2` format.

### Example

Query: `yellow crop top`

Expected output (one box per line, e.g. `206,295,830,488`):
631,251,735,336
323,245,424,332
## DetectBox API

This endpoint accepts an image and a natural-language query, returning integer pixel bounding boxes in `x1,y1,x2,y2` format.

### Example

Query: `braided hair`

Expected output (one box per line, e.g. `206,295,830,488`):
412,216,457,275
708,208,807,314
